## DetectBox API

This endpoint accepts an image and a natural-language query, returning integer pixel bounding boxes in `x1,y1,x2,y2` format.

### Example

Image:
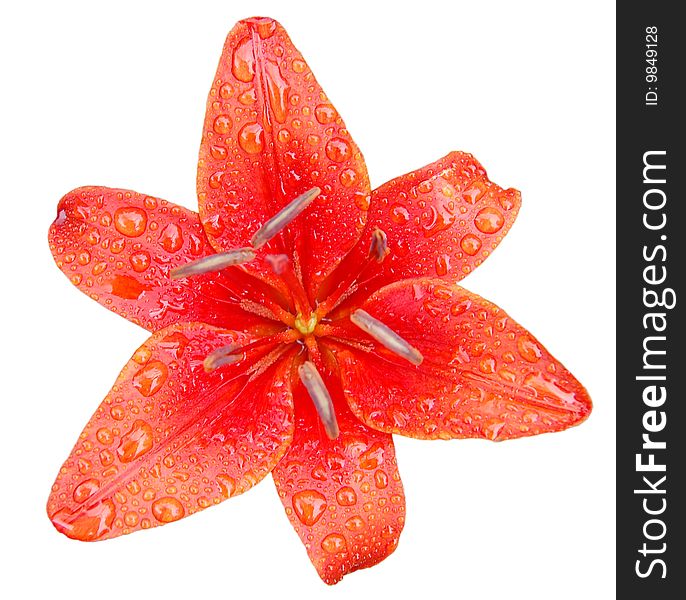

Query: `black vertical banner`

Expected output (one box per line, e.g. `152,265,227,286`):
617,4,685,597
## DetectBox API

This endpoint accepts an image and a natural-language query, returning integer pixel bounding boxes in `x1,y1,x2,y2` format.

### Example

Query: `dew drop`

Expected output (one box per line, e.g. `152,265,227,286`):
321,533,347,554
460,233,482,256
336,486,357,506
339,168,357,188
96,427,113,445
238,88,256,105
238,123,265,154
124,511,139,527
116,419,154,462
158,223,184,253
315,104,336,124
216,474,237,498
325,137,351,162
292,489,327,526
292,59,306,73
417,179,434,194
213,115,233,134
232,37,255,82
132,360,168,397
345,515,365,532
265,60,290,123
374,470,389,489
151,497,185,523
517,335,542,363
130,251,151,273
277,128,291,143
474,207,504,234
435,254,451,275
73,479,100,504
51,499,116,541
389,203,410,224
114,207,147,237
219,83,234,99
248,16,277,39
210,145,228,160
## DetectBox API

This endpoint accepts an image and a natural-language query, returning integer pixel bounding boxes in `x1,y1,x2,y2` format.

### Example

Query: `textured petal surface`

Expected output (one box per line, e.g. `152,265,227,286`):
197,17,370,297
331,278,591,440
272,373,405,584
49,186,276,332
47,323,295,541
328,152,520,302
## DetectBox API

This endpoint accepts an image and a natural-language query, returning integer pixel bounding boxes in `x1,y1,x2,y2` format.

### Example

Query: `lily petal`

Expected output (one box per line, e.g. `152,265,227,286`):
332,152,520,299
272,373,405,584
47,323,295,541
49,186,279,333
197,17,370,298
331,278,591,440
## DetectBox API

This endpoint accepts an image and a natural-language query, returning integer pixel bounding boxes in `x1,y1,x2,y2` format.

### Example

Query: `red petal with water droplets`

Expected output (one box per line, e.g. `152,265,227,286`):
336,152,520,296
49,186,279,333
332,278,591,441
197,17,370,298
47,323,295,541
272,374,405,584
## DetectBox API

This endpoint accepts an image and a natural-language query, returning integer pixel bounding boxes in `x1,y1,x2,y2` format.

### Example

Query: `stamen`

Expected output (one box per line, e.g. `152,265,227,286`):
170,248,256,279
204,345,244,372
250,187,321,249
350,309,424,366
369,228,389,262
298,361,339,440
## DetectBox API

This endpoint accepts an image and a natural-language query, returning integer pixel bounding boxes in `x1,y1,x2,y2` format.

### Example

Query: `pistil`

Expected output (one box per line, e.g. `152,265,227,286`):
350,309,423,366
298,361,339,440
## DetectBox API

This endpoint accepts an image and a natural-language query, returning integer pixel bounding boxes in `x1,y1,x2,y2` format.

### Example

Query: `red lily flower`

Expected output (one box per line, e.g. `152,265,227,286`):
47,16,591,584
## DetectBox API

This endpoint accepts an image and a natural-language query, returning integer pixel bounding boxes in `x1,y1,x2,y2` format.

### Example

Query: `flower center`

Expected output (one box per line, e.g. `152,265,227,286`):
294,312,318,335
171,187,424,439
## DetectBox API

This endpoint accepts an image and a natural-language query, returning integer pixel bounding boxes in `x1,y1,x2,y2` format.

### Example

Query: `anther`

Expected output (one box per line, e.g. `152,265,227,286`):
298,361,339,440
350,309,424,366
369,228,389,262
170,248,256,279
250,187,321,249
203,345,244,372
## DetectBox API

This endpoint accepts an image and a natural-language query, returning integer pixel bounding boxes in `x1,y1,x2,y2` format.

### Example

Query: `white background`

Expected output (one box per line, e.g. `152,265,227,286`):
0,1,615,598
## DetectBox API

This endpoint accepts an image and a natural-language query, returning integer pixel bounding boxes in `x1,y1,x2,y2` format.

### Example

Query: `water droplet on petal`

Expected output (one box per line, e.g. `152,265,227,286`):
339,168,357,188
292,490,327,526
216,474,237,498
158,223,183,253
460,233,482,256
232,37,255,82
389,203,410,224
105,275,150,300
73,479,100,504
114,207,147,237
292,59,306,73
51,499,116,541
238,123,265,154
474,207,504,234
117,419,154,462
336,487,357,506
321,533,347,554
265,60,290,123
435,254,451,275
517,335,542,363
130,251,151,273
151,497,185,523
345,515,365,531
132,360,168,397
213,115,233,134
325,137,351,162
315,103,336,124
